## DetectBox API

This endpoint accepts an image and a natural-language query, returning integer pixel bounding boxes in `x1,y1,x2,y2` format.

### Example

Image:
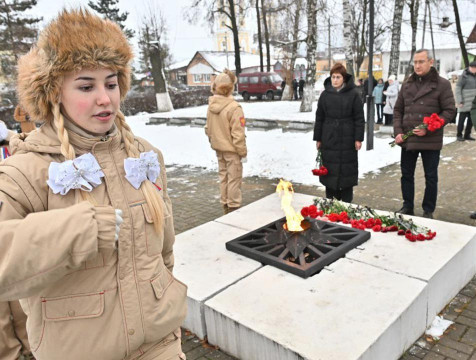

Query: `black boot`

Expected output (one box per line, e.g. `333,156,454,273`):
423,211,434,219
397,207,414,215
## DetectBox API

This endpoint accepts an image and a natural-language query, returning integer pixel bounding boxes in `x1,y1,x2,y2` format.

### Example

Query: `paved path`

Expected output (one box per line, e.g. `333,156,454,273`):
166,124,476,360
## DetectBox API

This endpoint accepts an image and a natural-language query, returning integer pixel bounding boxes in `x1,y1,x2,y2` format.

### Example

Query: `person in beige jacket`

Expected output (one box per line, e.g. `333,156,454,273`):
205,70,247,213
14,105,36,133
0,9,187,360
1,121,33,360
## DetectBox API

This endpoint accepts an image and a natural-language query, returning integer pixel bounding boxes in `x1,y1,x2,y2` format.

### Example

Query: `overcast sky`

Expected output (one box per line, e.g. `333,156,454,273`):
29,0,476,66
33,0,215,63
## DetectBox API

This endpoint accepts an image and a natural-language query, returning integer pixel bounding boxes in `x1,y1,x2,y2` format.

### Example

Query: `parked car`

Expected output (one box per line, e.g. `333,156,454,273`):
238,72,283,101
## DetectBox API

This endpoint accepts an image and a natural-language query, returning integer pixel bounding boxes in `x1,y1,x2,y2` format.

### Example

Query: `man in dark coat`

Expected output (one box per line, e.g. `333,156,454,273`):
313,63,365,202
298,78,305,99
393,49,456,219
363,76,377,105
292,78,298,100
471,95,476,220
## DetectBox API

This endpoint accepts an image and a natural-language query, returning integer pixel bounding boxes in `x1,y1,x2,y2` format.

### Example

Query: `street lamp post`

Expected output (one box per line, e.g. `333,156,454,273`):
366,0,375,150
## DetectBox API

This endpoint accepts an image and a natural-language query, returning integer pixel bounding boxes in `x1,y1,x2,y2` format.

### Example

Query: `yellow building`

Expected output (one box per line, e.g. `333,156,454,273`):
215,0,251,53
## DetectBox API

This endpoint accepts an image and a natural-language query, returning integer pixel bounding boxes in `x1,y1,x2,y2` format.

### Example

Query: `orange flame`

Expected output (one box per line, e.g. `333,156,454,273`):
276,179,304,231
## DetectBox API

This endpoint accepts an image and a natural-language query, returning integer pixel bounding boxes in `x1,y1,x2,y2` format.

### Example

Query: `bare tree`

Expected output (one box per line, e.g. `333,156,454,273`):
188,0,245,74
261,0,271,71
342,0,355,76
388,0,405,77
300,0,319,112
346,0,391,78
283,0,303,100
139,7,173,111
404,0,420,79
255,0,264,72
452,0,469,67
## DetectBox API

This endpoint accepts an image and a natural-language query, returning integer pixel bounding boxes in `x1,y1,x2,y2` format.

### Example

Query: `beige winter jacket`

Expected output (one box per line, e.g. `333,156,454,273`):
0,121,187,360
205,95,247,157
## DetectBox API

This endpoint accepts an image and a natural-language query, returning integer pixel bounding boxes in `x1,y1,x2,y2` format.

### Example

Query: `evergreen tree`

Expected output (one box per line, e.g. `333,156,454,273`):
0,0,42,85
87,0,134,39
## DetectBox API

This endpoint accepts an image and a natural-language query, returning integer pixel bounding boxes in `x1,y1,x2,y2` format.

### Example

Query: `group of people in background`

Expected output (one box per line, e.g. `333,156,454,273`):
313,49,476,221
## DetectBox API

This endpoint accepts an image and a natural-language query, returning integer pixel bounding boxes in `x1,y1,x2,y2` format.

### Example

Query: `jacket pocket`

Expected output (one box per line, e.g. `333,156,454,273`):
33,291,105,353
141,268,188,344
42,291,105,322
151,269,174,300
141,203,168,257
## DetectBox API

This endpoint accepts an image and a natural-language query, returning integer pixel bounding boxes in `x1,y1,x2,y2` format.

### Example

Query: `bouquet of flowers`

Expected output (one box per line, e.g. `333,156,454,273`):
301,198,437,242
311,150,328,176
389,113,445,147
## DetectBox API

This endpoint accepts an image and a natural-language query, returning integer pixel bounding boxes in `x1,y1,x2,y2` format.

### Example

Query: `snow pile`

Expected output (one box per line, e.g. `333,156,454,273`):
425,316,454,339
127,113,456,185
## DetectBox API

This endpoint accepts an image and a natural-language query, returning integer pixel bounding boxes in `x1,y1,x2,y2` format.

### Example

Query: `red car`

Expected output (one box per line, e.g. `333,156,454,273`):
238,72,283,101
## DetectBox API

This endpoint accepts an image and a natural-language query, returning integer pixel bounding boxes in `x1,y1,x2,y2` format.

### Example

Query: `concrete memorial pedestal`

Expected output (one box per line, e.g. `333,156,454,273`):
174,193,476,359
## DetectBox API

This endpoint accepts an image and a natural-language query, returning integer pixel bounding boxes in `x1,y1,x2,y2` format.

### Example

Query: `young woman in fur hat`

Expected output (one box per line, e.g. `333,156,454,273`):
205,69,247,214
0,9,187,360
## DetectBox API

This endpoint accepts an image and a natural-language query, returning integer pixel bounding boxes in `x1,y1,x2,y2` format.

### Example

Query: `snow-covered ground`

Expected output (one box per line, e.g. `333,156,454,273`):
152,100,318,123
128,113,456,186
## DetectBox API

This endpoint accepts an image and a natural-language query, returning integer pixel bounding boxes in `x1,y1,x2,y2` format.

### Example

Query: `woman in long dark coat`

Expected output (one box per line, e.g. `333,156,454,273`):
313,63,365,202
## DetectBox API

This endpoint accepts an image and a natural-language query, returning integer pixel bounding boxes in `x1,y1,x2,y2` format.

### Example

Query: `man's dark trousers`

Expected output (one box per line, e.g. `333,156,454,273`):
457,112,473,138
401,148,440,213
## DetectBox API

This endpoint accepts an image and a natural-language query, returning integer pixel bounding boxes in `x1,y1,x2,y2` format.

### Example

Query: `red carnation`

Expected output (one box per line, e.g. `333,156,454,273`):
405,233,416,242
301,207,310,217
328,213,340,222
390,113,445,147
339,211,348,221
372,225,382,232
398,229,405,235
416,234,426,241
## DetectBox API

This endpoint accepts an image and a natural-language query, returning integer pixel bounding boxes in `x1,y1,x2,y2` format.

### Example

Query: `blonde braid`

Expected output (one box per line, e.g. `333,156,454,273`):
52,104,97,204
115,111,165,232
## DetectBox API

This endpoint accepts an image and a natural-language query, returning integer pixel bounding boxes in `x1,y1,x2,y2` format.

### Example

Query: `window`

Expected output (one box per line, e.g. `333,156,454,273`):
271,74,283,83
239,76,249,84
249,76,259,84
193,74,211,83
399,61,410,75
262,76,270,84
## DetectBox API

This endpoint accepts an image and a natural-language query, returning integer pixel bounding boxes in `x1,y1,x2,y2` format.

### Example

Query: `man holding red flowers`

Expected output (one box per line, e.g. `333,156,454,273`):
393,49,456,219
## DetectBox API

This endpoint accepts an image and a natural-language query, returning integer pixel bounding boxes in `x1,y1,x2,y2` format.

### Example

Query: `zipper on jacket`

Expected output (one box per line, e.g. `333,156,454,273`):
101,135,109,142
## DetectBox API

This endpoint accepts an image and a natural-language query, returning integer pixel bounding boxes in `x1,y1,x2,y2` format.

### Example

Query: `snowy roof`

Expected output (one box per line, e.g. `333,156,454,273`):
168,59,190,71
294,58,308,67
199,51,277,72
381,21,476,52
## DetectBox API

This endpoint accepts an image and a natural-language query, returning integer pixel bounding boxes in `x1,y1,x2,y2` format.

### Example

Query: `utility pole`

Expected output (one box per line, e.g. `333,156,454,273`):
428,2,436,61
366,0,375,150
422,0,427,47
328,18,332,70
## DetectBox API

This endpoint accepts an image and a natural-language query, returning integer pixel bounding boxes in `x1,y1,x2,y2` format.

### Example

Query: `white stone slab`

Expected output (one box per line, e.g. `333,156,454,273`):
345,216,476,325
215,193,315,231
204,259,428,360
174,221,262,338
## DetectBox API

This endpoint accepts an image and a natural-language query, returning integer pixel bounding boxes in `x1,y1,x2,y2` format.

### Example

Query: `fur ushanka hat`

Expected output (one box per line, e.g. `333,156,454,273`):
17,9,133,122
211,69,237,96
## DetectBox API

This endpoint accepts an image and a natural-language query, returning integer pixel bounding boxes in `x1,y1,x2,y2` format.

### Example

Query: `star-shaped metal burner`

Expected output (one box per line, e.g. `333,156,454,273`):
226,217,371,278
